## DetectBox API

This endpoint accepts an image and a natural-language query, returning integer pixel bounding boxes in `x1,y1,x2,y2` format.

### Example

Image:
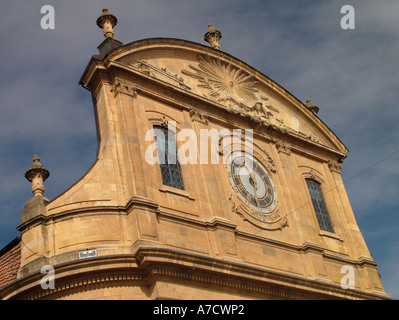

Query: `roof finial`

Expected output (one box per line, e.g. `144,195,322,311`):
204,24,222,50
96,6,118,38
25,155,50,197
306,98,319,115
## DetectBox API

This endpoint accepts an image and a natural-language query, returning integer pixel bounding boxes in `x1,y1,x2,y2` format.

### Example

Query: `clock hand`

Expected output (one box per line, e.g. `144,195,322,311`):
250,172,259,205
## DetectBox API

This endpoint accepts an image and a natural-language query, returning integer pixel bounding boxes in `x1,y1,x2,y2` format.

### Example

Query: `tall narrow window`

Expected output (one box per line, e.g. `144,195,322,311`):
306,179,335,233
153,125,185,190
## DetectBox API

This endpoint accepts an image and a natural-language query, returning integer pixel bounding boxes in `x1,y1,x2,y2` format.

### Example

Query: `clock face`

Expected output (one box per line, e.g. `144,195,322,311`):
227,153,277,213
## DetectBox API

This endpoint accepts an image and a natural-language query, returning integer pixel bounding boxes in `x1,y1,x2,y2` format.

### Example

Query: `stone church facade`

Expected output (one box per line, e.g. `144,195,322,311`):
0,8,389,300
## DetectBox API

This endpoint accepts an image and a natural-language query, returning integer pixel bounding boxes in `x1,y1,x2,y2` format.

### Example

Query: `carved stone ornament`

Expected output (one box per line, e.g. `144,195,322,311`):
110,77,138,98
305,169,322,181
189,107,209,124
328,160,342,173
306,98,319,115
96,6,118,39
229,192,287,230
25,155,50,197
204,24,222,50
148,115,170,129
275,139,291,155
181,55,278,123
306,132,323,144
130,59,191,90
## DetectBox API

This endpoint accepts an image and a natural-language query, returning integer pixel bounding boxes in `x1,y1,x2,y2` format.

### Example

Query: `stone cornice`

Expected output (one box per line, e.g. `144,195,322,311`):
15,192,384,299
17,196,381,273
0,247,389,300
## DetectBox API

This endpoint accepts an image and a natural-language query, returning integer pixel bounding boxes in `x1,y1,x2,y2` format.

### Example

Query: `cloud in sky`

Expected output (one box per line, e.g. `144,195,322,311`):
0,0,398,298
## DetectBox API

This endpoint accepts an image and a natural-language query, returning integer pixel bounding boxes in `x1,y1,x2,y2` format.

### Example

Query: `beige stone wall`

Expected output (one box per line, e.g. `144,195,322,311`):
13,39,388,299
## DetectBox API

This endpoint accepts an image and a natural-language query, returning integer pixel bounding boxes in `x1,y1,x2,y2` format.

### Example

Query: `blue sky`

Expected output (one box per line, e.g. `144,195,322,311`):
0,1,398,298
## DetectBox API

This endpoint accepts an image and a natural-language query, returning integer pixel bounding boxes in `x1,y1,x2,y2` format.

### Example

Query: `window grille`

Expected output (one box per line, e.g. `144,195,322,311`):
306,179,334,233
153,125,185,190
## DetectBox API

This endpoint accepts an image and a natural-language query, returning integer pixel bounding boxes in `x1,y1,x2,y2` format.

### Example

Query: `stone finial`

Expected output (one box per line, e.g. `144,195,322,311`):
306,98,319,115
25,155,50,197
204,24,222,50
96,6,118,38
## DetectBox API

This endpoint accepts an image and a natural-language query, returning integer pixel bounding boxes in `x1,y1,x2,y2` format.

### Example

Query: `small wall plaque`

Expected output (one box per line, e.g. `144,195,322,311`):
79,249,97,259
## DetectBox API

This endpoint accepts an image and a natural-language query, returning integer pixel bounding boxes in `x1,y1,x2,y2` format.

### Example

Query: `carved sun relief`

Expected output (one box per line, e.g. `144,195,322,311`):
182,55,278,122
182,54,258,104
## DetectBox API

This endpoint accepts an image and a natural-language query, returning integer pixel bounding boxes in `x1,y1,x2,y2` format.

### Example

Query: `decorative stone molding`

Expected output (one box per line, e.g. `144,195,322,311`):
129,59,191,90
245,98,275,123
302,169,325,183
291,129,324,146
158,116,169,128
229,192,287,230
328,160,342,173
110,77,138,98
275,139,291,155
188,107,209,124
276,117,286,130
131,59,153,76
14,254,307,300
306,132,323,145
6,247,389,300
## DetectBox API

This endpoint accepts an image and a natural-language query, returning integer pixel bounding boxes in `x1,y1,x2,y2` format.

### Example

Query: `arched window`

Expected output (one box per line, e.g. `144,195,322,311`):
153,125,185,190
306,179,334,233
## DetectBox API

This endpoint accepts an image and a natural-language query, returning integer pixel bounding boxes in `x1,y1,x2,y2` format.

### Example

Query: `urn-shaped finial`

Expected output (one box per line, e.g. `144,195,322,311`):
96,6,118,38
204,24,222,50
24,155,50,197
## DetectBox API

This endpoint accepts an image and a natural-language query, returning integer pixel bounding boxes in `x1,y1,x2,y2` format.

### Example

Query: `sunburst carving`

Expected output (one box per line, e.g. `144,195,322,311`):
182,55,260,106
182,55,278,122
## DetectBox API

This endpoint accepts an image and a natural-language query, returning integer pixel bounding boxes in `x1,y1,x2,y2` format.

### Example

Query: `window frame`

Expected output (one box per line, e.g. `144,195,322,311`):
305,178,335,234
153,124,185,191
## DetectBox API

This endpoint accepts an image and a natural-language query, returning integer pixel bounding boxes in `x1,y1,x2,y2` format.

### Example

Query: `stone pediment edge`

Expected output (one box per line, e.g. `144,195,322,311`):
99,38,347,154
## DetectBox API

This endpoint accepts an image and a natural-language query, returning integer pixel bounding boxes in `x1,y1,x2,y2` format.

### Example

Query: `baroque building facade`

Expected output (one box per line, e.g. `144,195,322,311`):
0,8,390,300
